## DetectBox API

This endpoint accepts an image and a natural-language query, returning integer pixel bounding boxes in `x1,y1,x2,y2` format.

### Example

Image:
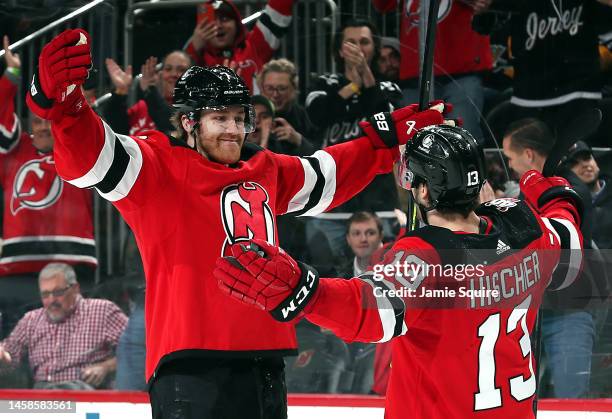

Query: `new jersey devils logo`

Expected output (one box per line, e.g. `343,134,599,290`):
220,182,275,255
11,155,63,215
405,0,452,27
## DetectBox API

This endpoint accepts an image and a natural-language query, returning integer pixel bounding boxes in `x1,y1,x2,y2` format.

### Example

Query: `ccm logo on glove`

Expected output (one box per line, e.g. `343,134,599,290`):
272,265,319,321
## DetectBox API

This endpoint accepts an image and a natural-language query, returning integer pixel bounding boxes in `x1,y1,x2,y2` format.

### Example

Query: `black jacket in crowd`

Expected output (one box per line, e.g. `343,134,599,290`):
102,84,175,136
304,73,403,214
592,175,612,250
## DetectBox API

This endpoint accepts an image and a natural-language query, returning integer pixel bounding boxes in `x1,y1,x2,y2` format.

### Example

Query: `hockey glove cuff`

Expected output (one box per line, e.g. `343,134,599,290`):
520,170,583,225
359,101,456,149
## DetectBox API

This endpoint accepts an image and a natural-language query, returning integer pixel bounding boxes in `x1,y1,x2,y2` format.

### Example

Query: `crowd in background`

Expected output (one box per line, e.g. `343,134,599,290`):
0,0,611,398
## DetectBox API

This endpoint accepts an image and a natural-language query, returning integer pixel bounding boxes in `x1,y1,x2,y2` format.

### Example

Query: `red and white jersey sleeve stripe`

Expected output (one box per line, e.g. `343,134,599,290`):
540,216,583,291
248,0,294,63
306,273,408,344
273,136,396,216
65,119,143,202
52,106,168,208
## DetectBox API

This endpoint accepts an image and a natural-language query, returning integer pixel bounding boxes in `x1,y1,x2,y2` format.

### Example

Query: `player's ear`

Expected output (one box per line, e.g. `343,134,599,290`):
181,114,193,134
420,183,431,205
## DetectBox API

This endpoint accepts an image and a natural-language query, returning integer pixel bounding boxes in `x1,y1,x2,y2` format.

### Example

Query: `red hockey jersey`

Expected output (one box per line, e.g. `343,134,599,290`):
50,103,396,383
372,0,493,80
0,75,96,275
184,0,294,92
307,198,582,418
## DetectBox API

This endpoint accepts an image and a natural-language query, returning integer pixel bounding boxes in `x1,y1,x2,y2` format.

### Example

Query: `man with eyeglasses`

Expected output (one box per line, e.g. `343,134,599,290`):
258,58,321,150
0,263,127,390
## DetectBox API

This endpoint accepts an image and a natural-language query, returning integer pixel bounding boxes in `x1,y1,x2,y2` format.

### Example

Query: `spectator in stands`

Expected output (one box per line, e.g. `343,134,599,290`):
339,211,384,278
248,95,274,148
377,37,400,82
258,58,321,149
563,141,612,250
305,19,402,265
372,0,493,144
249,94,316,156
184,0,295,92
503,118,597,398
115,232,146,391
484,154,511,198
0,36,96,337
492,0,612,146
340,211,386,394
103,51,191,136
0,263,127,389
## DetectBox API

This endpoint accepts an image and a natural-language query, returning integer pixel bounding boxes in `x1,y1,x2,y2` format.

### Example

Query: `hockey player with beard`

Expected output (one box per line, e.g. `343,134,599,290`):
215,125,585,418
25,29,452,419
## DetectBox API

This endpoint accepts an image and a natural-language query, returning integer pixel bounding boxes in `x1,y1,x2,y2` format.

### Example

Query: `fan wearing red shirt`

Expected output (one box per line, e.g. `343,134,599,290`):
372,0,493,144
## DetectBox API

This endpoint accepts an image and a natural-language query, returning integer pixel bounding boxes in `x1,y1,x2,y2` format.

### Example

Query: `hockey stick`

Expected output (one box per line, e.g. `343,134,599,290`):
405,0,440,231
531,106,602,417
418,0,440,111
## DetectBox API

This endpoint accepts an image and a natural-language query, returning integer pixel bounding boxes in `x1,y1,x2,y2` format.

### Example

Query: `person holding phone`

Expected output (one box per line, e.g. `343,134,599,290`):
185,0,295,92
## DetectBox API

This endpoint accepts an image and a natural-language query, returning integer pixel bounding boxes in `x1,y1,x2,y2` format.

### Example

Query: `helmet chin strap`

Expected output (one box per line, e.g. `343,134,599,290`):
416,202,436,226
191,122,201,152
186,111,201,152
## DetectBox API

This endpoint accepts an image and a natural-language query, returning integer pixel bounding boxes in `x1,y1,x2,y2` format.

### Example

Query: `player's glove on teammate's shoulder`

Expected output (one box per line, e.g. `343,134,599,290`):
215,239,319,322
359,101,457,149
26,29,91,121
520,169,583,225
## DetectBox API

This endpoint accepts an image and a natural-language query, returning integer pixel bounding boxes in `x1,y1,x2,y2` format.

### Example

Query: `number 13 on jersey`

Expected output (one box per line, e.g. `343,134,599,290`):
474,295,536,410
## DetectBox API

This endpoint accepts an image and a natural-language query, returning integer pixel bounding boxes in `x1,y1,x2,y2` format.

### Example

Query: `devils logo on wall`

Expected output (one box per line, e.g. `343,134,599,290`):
220,182,275,255
11,155,63,215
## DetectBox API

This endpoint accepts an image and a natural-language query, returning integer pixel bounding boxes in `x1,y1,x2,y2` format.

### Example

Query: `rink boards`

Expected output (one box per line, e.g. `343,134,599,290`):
0,391,611,418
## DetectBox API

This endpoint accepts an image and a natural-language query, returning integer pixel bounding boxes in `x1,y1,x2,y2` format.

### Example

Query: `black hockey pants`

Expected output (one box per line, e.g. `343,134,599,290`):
149,356,287,419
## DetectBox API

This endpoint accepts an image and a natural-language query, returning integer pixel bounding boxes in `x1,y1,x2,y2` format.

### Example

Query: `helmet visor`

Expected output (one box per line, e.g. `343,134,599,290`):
198,105,256,135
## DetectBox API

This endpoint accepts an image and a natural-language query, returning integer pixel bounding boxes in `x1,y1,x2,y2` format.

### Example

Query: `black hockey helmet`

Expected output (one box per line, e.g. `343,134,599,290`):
398,125,485,210
173,65,255,133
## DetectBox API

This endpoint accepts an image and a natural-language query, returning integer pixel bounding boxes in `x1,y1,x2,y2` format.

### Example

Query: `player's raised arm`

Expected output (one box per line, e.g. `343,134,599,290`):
214,237,419,343
520,169,584,291
26,29,100,179
273,102,454,217
25,30,171,209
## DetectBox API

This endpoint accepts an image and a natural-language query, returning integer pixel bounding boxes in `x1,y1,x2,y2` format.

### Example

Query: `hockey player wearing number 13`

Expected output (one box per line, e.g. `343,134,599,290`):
215,125,585,418
24,29,454,419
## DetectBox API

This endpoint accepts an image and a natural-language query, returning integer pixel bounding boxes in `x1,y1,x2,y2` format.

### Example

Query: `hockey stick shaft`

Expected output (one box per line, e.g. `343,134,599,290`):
406,0,440,231
418,0,440,111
